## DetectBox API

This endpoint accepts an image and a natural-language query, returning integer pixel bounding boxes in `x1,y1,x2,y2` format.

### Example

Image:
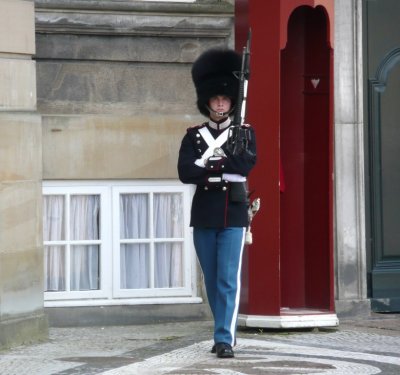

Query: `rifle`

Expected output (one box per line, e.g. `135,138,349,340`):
226,29,252,155
226,30,261,244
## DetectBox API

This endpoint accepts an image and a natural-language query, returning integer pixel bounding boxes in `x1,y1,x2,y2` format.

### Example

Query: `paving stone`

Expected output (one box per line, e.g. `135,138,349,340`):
0,318,400,374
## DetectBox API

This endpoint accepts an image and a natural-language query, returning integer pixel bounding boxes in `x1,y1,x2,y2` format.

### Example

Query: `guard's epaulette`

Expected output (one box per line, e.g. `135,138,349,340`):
187,122,207,132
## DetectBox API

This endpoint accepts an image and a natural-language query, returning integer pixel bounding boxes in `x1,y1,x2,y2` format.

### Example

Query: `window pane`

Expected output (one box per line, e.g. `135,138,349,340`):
70,245,100,291
43,195,65,241
120,244,149,289
120,194,148,239
44,245,66,291
70,195,100,240
153,193,183,238
155,242,183,288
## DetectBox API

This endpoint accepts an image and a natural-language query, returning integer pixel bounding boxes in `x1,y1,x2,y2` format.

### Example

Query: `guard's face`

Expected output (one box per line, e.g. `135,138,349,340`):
208,95,232,120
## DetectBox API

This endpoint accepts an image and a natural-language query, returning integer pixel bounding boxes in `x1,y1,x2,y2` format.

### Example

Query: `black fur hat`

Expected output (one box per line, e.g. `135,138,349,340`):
191,48,241,117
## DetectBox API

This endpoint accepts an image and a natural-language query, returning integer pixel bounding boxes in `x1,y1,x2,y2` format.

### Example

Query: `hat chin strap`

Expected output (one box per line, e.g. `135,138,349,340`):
206,105,235,118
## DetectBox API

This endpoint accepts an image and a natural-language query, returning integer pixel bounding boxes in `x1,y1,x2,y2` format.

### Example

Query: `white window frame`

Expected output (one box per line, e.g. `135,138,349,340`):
112,183,193,298
43,185,112,302
43,180,200,308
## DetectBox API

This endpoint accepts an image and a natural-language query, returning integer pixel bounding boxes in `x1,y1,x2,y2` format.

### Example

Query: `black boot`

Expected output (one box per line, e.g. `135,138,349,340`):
215,343,234,358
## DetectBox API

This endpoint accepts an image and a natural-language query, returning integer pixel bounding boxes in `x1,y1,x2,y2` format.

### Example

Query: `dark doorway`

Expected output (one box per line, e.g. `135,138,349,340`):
365,0,400,312
280,6,333,311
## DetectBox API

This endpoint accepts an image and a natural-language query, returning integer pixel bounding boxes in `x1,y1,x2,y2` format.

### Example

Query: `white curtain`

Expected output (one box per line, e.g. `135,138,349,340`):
120,193,183,289
44,192,184,293
43,195,100,292
120,194,149,288
70,195,100,291
43,195,65,291
154,193,183,288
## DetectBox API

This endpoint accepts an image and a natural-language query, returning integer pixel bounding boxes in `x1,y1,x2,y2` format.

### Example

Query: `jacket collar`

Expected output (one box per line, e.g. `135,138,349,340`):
208,117,231,131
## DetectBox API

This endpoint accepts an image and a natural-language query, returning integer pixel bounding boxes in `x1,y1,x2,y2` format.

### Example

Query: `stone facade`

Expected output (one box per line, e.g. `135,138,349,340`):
0,0,48,349
35,0,234,181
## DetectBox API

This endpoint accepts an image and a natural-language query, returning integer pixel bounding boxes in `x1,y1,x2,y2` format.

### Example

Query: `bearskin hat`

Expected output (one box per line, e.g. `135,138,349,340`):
191,48,241,117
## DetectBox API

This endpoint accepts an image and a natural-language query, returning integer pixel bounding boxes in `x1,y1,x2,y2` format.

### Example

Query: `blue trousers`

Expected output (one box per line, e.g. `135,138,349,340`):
193,227,246,346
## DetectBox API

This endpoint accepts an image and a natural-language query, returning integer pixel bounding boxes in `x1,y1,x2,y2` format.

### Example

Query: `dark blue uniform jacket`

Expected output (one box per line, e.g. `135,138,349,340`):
178,120,257,228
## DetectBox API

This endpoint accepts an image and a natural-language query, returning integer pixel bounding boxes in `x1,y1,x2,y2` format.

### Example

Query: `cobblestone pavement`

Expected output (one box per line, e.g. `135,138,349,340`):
1,314,400,374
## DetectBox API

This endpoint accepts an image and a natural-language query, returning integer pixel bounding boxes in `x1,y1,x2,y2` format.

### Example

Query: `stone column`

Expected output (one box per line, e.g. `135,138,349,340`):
334,0,370,317
0,0,48,348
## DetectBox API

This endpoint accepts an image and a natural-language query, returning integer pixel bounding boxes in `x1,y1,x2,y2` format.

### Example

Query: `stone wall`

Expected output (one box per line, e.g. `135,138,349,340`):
35,0,235,180
0,0,48,349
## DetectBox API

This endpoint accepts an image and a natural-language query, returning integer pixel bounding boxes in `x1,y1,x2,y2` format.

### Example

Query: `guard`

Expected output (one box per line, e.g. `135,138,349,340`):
177,48,257,358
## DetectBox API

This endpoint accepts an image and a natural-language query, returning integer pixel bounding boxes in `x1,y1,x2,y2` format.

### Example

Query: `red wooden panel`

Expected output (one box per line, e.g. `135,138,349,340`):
238,0,281,316
237,0,335,316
